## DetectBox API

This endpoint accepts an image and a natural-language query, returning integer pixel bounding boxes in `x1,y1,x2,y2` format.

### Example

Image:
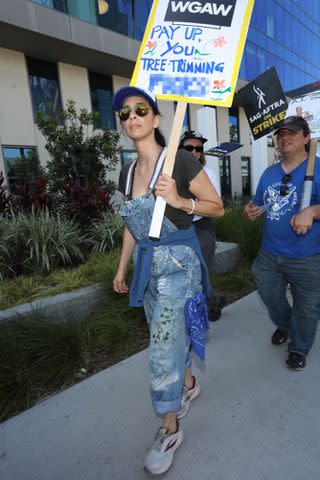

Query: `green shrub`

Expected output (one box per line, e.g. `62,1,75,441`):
0,251,129,310
215,205,263,262
86,212,124,252
0,321,38,420
0,275,45,310
0,209,84,279
0,301,146,422
19,316,86,388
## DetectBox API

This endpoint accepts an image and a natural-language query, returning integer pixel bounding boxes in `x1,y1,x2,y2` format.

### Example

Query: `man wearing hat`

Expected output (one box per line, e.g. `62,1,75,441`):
179,130,226,322
243,116,320,371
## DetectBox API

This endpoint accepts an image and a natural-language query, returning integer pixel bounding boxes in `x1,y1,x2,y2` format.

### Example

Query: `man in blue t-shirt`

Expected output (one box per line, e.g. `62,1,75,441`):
243,116,320,371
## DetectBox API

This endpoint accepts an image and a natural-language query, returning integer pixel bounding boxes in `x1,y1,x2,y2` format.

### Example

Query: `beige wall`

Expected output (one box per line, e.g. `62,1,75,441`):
0,47,37,175
58,63,92,111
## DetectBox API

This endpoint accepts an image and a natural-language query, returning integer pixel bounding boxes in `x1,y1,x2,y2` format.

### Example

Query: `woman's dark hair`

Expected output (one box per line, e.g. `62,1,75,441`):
150,104,166,147
155,127,166,147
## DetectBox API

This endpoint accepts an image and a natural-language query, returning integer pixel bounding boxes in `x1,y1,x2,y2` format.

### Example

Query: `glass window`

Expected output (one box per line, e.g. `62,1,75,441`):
89,72,115,129
229,110,239,143
266,15,274,38
219,156,231,198
97,0,132,37
31,0,67,12
267,134,274,147
120,150,137,167
241,157,251,197
133,0,152,40
2,146,41,191
27,57,63,123
67,0,97,23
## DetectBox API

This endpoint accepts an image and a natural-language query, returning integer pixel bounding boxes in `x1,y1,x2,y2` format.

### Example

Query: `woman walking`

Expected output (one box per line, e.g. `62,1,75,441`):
112,86,224,475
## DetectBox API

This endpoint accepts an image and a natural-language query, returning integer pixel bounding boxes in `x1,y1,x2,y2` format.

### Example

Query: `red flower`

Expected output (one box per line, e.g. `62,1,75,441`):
212,80,226,90
63,183,73,192
36,178,45,190
146,40,157,49
213,36,227,48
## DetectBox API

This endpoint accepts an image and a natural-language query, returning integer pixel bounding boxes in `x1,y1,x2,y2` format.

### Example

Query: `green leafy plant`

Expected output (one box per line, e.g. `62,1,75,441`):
19,316,86,388
215,204,263,262
0,171,10,216
86,212,124,252
36,99,120,192
0,209,84,279
9,149,45,188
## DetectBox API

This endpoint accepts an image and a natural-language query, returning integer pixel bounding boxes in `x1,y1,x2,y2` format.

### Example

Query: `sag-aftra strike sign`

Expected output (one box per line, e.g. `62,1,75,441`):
131,0,254,106
237,66,288,140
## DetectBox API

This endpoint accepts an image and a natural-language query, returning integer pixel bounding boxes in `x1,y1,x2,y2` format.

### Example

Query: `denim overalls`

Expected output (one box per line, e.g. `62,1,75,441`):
120,154,208,415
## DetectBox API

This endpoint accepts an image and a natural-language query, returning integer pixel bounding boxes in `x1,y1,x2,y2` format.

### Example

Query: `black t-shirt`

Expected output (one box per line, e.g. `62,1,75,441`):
118,148,202,229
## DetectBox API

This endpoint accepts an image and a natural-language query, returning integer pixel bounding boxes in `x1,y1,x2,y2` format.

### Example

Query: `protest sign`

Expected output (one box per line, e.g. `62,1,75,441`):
286,80,320,99
285,90,320,139
237,66,288,140
131,0,255,107
205,141,243,156
285,90,320,210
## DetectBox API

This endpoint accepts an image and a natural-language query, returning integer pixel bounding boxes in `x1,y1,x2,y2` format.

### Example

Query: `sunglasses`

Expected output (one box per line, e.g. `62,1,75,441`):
182,145,204,153
280,174,292,196
118,103,150,121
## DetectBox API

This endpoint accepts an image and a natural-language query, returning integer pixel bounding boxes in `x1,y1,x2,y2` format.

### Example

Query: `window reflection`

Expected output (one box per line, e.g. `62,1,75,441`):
97,0,132,36
241,157,251,197
31,0,67,12
2,146,41,192
67,0,97,23
242,0,320,91
219,156,231,198
89,72,115,130
27,58,63,123
229,110,239,143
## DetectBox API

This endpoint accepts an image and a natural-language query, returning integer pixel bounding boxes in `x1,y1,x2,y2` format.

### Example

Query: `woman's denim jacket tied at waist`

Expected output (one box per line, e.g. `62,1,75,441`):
129,225,210,307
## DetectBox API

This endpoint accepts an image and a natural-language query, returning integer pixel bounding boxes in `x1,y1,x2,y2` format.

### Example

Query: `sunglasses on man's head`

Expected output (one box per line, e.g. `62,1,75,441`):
118,103,150,121
280,174,292,196
182,145,204,153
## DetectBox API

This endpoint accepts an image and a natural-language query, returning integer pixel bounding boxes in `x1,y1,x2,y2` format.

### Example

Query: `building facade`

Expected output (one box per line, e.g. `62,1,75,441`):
0,0,319,198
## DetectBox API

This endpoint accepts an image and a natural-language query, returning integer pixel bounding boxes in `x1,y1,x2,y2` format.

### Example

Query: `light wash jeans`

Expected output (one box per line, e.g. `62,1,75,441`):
143,244,201,415
121,193,202,415
252,249,320,354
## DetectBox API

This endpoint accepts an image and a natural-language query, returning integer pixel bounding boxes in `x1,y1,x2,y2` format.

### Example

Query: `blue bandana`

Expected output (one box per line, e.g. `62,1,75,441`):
184,292,209,360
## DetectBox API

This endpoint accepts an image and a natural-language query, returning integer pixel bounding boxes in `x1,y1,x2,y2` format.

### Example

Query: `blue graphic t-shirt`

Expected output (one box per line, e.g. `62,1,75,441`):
252,157,320,258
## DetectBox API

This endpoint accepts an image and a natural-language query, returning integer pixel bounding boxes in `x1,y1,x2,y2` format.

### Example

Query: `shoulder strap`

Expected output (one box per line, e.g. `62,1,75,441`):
125,159,138,196
148,147,168,191
125,147,168,197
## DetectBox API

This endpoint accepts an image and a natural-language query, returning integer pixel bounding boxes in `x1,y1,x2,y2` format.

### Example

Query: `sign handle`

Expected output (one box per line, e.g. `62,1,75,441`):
148,101,188,239
300,137,317,211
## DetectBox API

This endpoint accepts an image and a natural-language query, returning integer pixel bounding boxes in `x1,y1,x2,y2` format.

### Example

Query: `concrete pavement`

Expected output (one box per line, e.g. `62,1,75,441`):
1,291,320,480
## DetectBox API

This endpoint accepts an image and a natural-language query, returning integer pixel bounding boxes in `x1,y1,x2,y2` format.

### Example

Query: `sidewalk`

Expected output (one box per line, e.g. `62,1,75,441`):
1,292,320,480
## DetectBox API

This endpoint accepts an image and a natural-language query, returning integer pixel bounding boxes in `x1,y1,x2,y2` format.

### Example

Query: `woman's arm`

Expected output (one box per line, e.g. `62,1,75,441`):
155,170,224,218
113,227,136,293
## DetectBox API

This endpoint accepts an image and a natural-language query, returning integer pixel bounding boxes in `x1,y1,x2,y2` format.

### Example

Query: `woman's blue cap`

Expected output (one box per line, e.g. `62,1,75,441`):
112,86,159,112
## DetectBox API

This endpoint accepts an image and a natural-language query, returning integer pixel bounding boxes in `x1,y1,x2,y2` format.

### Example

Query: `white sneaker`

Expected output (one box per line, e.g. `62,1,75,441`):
177,376,200,419
144,426,184,475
